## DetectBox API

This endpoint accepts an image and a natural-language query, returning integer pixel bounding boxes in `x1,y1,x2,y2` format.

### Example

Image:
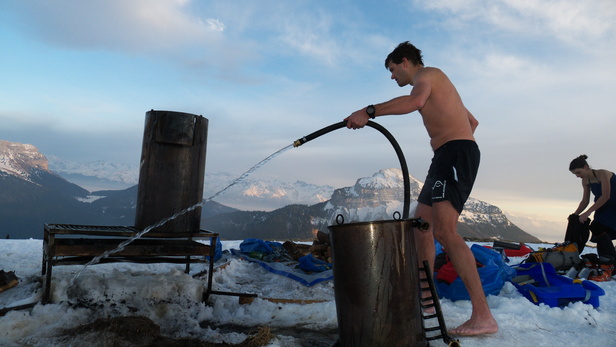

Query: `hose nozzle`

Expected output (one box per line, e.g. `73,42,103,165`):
293,138,307,147
293,121,347,148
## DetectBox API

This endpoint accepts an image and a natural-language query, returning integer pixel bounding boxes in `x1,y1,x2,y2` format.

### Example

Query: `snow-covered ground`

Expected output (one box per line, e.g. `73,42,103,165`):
1,239,615,346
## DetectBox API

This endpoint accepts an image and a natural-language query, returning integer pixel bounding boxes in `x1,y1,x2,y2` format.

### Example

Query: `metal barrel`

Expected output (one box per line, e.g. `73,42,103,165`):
328,219,427,347
134,110,208,232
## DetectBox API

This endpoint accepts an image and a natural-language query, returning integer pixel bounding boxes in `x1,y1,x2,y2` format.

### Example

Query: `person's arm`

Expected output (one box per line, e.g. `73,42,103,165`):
579,170,612,222
344,70,431,129
574,182,590,216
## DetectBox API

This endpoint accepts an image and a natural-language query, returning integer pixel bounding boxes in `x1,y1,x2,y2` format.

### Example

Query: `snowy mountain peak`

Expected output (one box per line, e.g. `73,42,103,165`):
204,174,336,211
331,168,421,207
357,168,425,189
0,140,49,179
357,168,402,189
46,155,139,187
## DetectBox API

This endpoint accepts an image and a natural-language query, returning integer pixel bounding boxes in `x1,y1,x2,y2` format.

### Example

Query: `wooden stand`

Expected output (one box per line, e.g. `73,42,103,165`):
42,224,218,304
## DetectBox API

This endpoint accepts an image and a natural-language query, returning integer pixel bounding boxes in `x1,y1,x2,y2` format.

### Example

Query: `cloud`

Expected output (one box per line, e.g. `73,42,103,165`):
2,0,387,84
501,0,615,45
276,11,343,67
8,0,222,53
0,113,142,164
205,18,225,32
2,0,265,83
416,0,616,47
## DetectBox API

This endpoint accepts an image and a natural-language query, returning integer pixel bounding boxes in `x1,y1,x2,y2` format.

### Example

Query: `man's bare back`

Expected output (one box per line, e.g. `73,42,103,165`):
412,67,477,150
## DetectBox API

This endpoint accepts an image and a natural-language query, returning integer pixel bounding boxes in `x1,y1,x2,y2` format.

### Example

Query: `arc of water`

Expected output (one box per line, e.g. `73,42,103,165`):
68,144,294,287
204,144,293,202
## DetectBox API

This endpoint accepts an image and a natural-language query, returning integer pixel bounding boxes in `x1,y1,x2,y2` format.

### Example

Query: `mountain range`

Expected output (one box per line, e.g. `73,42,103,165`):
1,140,541,243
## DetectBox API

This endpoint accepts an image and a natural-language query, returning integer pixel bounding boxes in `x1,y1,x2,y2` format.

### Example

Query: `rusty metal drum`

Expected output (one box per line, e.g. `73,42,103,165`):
134,110,208,232
328,219,427,347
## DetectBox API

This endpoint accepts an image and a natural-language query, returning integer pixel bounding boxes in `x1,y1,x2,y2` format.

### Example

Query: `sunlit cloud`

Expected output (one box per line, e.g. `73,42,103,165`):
205,18,225,32
277,11,342,67
416,0,616,47
8,0,222,52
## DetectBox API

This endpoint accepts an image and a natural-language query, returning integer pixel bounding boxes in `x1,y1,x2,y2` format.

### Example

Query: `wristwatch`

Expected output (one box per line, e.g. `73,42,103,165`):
366,104,376,119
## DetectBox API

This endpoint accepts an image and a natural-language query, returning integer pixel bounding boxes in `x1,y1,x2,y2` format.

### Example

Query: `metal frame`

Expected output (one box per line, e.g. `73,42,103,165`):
42,223,218,304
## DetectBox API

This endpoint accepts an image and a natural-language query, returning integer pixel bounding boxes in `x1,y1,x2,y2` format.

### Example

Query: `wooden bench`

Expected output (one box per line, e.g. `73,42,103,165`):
42,224,218,304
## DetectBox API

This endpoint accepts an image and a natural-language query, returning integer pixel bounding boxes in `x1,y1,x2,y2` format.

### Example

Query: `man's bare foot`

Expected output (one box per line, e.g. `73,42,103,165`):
420,285,436,314
422,303,436,315
448,317,498,336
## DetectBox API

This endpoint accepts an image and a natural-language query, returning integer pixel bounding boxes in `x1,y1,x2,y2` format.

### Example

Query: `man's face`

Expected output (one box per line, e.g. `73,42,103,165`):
388,59,410,87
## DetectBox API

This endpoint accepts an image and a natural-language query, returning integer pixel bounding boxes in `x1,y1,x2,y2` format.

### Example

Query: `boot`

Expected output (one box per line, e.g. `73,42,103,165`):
591,222,616,264
588,268,612,282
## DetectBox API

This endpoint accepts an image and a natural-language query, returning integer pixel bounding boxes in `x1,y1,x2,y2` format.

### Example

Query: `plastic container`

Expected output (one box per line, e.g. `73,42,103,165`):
511,262,605,308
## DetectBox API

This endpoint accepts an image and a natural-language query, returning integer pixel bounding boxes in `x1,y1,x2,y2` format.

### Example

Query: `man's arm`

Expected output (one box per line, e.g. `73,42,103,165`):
345,71,432,129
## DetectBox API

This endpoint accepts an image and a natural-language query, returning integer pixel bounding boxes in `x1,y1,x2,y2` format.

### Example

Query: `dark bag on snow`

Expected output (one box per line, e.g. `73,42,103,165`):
525,241,581,271
564,214,590,253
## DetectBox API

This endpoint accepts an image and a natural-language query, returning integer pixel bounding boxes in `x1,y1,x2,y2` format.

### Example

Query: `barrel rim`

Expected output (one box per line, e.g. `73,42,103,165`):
327,218,417,229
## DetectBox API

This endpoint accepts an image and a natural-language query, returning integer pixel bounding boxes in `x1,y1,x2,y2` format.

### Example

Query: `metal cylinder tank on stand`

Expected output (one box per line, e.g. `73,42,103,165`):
328,219,428,347
134,110,208,233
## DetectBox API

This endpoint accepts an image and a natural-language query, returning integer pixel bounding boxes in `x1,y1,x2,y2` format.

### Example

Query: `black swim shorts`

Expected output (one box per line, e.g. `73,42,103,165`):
417,140,480,214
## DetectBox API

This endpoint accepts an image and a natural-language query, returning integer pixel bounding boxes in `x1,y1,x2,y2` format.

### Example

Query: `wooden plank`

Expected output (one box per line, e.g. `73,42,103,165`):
44,224,217,239
53,239,210,257
52,256,208,266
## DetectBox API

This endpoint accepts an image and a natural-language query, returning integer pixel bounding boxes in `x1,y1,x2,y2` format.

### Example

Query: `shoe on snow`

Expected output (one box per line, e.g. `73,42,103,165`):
0,270,18,293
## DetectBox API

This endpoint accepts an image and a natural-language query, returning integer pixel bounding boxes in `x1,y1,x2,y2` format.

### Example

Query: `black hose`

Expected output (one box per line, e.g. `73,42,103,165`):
293,120,411,219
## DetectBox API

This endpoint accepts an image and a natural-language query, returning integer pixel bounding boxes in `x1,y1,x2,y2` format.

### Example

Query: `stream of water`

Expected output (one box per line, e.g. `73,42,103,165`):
68,144,294,287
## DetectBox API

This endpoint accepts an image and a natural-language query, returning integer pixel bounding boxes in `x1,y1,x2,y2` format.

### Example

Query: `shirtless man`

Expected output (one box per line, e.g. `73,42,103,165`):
344,41,498,336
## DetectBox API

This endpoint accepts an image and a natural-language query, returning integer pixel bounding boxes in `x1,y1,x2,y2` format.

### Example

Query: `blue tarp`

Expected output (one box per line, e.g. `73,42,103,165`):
231,239,333,287
435,244,517,301
206,238,223,262
239,238,282,254
298,253,332,272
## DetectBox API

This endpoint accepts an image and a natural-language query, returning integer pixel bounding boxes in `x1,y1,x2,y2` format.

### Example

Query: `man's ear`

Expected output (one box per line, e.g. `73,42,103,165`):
401,57,410,67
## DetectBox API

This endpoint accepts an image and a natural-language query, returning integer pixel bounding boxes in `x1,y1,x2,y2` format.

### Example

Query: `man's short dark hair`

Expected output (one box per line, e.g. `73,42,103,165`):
385,41,424,68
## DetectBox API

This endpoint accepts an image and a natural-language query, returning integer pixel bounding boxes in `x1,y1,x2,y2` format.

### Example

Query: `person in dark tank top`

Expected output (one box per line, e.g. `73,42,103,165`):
569,154,616,266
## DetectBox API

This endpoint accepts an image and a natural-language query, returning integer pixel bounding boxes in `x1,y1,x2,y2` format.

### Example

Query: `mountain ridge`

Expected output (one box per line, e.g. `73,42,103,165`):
1,140,541,243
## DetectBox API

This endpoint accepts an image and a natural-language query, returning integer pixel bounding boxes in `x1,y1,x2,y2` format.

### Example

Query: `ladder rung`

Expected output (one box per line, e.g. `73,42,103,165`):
424,326,442,332
422,313,438,319
418,260,458,347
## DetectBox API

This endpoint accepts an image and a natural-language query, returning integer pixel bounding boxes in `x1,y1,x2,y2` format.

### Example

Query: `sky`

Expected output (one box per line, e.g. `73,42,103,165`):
1,0,615,241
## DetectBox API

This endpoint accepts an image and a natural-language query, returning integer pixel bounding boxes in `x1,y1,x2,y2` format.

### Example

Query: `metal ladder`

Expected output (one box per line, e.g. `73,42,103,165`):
419,260,461,347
